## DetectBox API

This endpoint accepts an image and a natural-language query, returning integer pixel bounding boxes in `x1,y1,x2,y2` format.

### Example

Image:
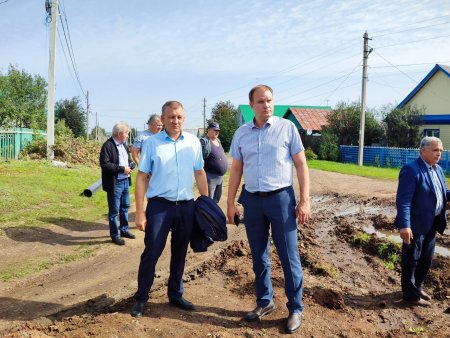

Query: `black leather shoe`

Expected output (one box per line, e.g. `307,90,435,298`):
285,313,302,334
131,301,145,317
120,231,136,239
112,237,125,245
169,297,195,310
244,302,276,322
420,290,432,301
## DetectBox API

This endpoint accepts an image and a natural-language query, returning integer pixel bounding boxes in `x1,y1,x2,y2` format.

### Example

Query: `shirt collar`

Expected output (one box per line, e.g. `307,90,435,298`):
250,115,275,129
162,130,184,141
420,158,435,171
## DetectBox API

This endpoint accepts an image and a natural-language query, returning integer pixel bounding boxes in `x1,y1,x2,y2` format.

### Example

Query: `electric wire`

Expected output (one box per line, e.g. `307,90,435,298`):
57,4,86,98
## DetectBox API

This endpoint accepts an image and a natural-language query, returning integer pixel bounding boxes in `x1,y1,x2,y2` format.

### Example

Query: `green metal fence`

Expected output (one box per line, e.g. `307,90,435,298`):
0,128,46,160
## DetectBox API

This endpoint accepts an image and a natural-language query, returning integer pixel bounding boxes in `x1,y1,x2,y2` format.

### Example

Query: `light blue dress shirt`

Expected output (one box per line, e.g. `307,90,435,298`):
133,130,154,149
229,116,304,192
421,159,444,216
114,139,129,180
139,130,204,201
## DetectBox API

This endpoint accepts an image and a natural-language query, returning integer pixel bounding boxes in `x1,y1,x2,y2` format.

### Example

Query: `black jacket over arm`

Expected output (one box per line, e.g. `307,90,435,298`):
100,137,132,193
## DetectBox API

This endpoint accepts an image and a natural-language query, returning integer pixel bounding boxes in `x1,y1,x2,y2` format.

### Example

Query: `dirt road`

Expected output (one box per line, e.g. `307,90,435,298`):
1,169,449,337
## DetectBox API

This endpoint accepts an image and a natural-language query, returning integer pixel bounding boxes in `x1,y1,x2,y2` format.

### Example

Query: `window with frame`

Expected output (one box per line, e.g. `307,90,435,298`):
423,129,440,138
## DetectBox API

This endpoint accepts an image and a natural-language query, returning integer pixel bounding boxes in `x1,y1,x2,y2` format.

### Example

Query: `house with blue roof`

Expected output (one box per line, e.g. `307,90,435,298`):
398,64,450,148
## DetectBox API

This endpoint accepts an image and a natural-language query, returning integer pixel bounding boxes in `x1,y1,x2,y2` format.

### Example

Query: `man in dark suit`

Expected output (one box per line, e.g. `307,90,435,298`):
100,121,135,245
396,136,449,307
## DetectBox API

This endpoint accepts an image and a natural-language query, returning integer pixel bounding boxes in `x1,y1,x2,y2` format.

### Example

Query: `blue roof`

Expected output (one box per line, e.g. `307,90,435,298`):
398,64,450,108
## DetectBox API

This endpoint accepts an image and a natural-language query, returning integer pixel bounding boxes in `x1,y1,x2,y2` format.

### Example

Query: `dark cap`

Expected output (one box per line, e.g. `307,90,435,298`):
208,122,220,130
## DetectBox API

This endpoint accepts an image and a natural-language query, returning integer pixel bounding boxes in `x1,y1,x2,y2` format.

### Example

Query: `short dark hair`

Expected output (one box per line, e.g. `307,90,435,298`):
249,85,273,102
161,101,184,114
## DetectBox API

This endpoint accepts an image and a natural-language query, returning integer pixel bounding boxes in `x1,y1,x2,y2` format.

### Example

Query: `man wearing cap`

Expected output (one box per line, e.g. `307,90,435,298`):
200,122,228,203
132,114,163,164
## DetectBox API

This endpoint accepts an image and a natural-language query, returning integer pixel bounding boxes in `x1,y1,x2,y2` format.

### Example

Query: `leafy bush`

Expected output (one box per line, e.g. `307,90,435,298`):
319,131,339,161
305,147,318,161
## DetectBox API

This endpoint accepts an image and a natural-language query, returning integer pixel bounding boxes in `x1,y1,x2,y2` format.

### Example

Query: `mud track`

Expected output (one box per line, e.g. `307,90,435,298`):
1,169,449,337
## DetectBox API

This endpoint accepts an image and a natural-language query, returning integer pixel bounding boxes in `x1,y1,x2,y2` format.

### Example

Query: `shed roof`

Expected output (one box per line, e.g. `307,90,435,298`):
238,104,330,124
286,107,332,131
398,64,450,108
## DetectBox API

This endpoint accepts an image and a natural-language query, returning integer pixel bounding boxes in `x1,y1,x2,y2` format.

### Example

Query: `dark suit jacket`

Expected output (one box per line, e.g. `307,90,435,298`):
396,157,450,235
99,137,132,193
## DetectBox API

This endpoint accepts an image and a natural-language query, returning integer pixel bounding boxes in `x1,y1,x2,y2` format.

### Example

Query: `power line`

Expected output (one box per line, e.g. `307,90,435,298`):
371,50,418,84
372,34,450,49
57,4,86,98
372,18,450,38
369,61,450,69
57,28,82,97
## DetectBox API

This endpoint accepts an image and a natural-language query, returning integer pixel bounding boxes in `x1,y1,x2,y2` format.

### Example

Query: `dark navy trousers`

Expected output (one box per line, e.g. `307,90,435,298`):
241,186,304,314
134,199,195,302
401,227,436,301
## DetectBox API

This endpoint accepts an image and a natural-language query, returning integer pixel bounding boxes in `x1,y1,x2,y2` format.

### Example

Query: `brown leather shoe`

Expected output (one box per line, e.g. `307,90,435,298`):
244,302,276,322
420,290,431,301
285,313,302,334
404,298,431,307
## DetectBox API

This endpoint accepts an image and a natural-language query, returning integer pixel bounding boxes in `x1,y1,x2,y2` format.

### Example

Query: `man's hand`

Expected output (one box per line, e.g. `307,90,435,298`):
399,227,413,244
296,200,311,225
227,203,241,226
135,211,147,232
124,166,133,175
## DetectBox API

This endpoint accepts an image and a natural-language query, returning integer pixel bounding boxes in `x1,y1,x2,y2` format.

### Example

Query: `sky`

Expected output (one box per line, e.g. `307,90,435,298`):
1,0,450,133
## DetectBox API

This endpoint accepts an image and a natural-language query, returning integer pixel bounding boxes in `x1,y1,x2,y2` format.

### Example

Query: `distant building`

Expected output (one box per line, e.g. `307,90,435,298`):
398,64,450,148
237,104,332,149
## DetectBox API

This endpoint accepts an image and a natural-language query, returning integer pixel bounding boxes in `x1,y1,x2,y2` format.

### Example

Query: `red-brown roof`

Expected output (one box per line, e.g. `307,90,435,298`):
289,107,331,131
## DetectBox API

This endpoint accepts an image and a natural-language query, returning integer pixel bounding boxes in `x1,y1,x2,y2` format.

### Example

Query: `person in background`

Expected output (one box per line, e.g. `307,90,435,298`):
200,122,228,203
395,136,449,307
227,85,311,334
132,114,163,164
131,101,208,318
100,121,135,246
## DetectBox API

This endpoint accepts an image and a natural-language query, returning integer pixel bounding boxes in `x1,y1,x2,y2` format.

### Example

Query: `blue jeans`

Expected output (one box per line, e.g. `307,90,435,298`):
241,186,303,314
134,199,195,302
106,178,130,238
401,227,436,301
206,172,224,203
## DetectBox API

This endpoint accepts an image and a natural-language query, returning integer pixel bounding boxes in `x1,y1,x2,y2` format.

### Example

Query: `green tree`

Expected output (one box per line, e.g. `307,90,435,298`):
55,96,86,138
208,100,239,151
89,126,108,142
0,64,47,129
382,104,423,148
323,101,384,146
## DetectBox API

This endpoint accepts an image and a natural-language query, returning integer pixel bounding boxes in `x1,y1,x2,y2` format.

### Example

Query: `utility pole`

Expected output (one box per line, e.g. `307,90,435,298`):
203,97,206,133
358,31,371,166
95,112,98,141
86,90,90,140
46,0,58,160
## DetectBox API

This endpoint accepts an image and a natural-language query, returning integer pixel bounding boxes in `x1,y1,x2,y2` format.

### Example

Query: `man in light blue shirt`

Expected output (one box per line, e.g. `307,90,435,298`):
227,85,311,334
131,101,208,317
131,114,162,164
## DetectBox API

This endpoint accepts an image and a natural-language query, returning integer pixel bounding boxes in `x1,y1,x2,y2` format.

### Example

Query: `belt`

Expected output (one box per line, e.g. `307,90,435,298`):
149,197,193,205
247,186,290,197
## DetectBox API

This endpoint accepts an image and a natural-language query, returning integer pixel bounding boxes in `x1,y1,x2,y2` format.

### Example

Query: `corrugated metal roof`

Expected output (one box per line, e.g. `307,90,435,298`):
287,107,332,131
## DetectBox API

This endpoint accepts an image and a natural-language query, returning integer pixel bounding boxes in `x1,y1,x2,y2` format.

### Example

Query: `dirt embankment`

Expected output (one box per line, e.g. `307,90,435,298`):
1,169,449,337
